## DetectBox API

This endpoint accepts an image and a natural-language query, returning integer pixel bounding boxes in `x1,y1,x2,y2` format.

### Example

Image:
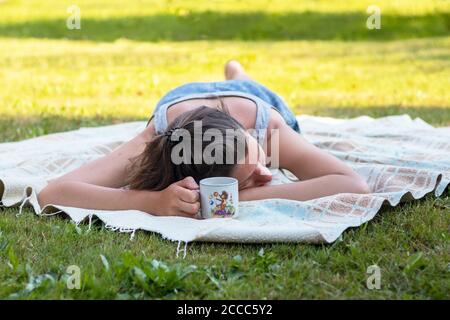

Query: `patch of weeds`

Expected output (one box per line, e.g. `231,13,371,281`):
131,260,196,297
204,266,224,291
229,254,246,279
404,252,428,274
433,197,450,210
2,259,72,299
100,254,110,272
253,248,281,277
203,254,249,292
66,221,92,236
0,230,9,252
2,242,86,299
109,252,197,298
8,264,59,299
6,246,20,273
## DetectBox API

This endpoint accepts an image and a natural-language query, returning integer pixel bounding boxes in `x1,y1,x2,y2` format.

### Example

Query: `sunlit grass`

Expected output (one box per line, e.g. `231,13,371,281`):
0,38,449,140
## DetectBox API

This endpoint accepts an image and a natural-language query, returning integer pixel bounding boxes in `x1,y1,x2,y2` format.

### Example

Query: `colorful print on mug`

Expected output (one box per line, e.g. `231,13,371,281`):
199,177,239,219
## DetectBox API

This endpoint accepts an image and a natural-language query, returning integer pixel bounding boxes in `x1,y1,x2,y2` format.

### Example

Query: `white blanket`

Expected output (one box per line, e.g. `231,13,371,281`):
1,115,448,244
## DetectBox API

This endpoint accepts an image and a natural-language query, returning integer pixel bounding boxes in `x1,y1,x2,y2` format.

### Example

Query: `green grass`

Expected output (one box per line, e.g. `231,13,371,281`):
0,0,449,299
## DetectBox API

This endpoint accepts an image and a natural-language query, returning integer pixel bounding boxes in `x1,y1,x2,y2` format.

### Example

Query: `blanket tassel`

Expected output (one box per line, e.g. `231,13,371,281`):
16,194,33,217
40,210,63,217
104,224,136,241
176,241,188,259
87,213,94,231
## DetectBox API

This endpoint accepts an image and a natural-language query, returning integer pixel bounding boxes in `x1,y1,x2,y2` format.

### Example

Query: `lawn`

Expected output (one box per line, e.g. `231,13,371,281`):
0,0,449,299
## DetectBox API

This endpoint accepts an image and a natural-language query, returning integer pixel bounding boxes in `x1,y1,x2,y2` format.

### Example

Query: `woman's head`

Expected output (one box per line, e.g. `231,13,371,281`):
127,104,272,191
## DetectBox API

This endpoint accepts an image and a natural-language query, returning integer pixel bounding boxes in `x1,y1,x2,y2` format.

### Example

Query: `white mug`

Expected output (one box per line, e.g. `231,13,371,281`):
199,177,239,219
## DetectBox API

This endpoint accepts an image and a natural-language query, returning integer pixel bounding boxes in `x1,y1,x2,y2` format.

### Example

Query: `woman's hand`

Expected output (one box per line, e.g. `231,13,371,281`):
238,187,255,201
38,178,201,218
151,176,201,218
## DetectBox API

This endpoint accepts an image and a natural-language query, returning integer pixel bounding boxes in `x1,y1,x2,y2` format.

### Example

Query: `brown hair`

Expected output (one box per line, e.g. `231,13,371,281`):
126,104,248,191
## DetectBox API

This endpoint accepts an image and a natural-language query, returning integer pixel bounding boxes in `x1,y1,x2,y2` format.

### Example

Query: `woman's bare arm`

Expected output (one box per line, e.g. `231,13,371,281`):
38,178,200,217
38,124,153,209
240,119,370,201
48,124,155,188
37,124,200,217
39,180,154,211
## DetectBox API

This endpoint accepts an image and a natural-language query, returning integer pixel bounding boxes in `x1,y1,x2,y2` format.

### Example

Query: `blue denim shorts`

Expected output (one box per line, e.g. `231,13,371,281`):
153,79,300,133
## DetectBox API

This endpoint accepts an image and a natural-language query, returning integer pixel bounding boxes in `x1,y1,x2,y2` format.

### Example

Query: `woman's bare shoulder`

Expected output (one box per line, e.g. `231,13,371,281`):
140,121,156,142
264,109,294,152
267,108,289,131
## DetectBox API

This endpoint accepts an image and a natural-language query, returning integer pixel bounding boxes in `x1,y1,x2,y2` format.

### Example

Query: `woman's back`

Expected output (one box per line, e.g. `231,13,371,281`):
165,96,258,131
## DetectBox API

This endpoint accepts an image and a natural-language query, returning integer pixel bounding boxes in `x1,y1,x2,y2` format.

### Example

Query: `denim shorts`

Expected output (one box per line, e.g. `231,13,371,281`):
152,79,300,133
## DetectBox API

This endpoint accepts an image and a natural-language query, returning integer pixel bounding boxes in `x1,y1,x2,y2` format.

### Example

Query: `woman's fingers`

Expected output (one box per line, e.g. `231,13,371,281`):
161,178,201,218
176,211,201,219
175,176,199,190
177,186,200,203
180,211,202,219
178,200,201,216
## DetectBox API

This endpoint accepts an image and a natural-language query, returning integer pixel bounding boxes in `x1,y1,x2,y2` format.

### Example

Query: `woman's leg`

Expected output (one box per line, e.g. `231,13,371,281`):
224,60,252,81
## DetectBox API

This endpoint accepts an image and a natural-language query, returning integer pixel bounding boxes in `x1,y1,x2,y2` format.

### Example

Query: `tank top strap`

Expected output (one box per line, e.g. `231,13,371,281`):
151,91,271,146
253,100,270,145
153,103,170,134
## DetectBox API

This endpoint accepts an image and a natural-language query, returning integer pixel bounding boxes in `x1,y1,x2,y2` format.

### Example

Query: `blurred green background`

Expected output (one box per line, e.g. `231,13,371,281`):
0,0,449,142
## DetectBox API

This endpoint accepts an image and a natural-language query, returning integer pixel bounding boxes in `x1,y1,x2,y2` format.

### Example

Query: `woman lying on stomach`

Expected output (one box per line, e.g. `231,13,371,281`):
38,60,369,218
